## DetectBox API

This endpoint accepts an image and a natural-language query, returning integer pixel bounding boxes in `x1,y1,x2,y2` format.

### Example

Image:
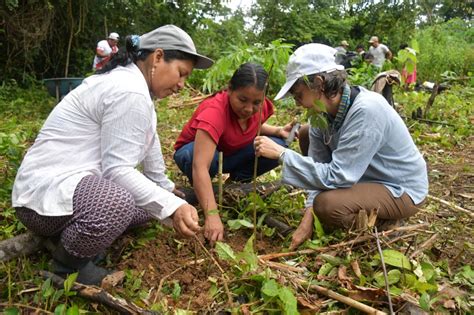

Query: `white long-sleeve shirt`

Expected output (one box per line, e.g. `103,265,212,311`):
12,63,186,219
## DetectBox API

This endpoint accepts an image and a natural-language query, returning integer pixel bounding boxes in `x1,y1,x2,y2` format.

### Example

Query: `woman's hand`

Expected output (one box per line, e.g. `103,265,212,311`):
204,214,224,246
172,204,201,237
277,122,294,139
172,187,186,199
254,136,285,159
289,207,314,250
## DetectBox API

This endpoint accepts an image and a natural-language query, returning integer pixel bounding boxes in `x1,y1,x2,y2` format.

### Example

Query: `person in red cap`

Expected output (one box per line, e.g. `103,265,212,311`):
93,32,120,70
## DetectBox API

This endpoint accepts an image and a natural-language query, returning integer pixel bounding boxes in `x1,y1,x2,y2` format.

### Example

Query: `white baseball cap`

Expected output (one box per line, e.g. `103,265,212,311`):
275,43,344,100
108,32,119,40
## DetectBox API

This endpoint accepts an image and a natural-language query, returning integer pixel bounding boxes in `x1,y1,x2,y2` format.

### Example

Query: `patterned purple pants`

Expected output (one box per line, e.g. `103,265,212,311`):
16,175,152,258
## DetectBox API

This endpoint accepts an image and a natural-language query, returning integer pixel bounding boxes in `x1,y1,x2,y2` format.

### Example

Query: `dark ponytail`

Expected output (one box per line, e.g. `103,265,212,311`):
97,35,152,74
97,35,198,74
229,63,269,91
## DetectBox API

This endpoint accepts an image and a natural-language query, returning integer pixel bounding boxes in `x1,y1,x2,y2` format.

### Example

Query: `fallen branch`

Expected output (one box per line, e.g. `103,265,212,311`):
409,233,439,259
39,271,155,314
427,194,474,219
168,95,210,108
293,277,387,314
259,223,429,261
0,231,44,262
374,227,395,315
193,235,234,308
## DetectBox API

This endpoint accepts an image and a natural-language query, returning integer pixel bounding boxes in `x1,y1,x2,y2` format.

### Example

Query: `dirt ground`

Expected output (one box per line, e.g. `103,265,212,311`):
107,136,473,312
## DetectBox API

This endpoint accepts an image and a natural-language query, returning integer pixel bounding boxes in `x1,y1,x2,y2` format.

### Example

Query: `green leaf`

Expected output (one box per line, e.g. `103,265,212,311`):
215,242,237,262
375,250,411,270
3,308,20,315
227,219,254,230
63,272,78,293
66,304,80,315
278,286,298,315
413,280,438,293
374,269,401,287
318,263,334,276
172,281,181,301
311,211,325,239
262,279,279,297
238,234,258,271
54,304,66,315
319,254,344,266
419,292,431,311
421,262,436,282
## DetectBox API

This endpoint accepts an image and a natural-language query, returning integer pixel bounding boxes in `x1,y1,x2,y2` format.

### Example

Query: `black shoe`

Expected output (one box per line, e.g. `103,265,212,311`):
51,242,111,286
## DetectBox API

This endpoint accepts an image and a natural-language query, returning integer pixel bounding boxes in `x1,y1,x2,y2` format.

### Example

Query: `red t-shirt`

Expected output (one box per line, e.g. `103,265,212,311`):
174,90,274,156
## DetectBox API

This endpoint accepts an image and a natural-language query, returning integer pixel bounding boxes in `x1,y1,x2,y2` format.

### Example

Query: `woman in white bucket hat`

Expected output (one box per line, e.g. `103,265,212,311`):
255,43,428,249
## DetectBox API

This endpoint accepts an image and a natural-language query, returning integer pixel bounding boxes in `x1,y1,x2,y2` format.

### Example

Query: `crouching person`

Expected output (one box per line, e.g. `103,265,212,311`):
174,63,294,245
254,44,428,249
11,25,213,285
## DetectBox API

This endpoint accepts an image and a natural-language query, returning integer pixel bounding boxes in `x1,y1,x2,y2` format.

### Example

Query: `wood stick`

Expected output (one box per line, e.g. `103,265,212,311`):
259,223,429,261
193,235,234,308
409,233,439,259
0,303,53,314
374,227,394,315
39,271,155,314
293,278,387,315
218,151,223,213
427,194,474,218
0,231,44,262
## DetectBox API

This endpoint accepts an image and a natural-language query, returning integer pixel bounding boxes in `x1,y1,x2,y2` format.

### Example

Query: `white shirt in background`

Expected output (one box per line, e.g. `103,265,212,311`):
369,44,390,68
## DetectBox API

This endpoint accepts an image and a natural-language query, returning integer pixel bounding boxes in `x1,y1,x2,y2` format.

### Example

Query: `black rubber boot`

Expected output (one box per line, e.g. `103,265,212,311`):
51,242,111,286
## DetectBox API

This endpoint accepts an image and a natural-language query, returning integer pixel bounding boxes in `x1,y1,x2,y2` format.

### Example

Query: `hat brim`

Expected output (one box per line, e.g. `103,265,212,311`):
193,53,214,69
274,78,298,101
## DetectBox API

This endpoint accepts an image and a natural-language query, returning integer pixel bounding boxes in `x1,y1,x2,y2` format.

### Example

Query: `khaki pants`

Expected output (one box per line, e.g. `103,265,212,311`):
313,182,422,230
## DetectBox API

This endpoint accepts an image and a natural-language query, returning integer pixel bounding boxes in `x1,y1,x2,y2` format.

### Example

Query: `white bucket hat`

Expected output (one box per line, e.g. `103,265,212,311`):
275,43,344,100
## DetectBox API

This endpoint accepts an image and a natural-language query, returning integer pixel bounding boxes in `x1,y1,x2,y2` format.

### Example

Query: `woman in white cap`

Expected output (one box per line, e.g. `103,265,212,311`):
93,32,120,70
12,25,213,285
254,43,428,249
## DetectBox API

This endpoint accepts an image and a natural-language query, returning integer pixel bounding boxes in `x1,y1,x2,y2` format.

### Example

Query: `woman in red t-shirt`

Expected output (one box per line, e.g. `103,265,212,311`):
174,63,293,244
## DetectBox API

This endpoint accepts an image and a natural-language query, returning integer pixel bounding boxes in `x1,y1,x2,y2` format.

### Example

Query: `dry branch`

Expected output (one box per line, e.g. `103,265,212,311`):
39,271,156,314
427,194,474,218
0,231,44,262
409,233,439,259
294,278,388,315
259,223,429,261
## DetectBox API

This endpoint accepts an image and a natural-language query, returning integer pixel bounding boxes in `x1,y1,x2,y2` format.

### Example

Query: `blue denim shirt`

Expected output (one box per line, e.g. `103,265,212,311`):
281,87,428,207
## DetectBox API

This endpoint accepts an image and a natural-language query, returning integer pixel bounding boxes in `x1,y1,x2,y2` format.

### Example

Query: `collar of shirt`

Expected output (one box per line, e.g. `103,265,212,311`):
331,83,351,131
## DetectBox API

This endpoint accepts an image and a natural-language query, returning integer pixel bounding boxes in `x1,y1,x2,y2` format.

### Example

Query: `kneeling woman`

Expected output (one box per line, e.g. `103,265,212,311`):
255,44,428,249
174,63,292,244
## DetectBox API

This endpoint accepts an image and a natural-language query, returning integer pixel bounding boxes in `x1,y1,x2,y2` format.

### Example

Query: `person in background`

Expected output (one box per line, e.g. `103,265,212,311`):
254,43,428,249
174,62,294,245
399,43,417,89
368,36,392,68
12,25,213,285
355,44,366,57
93,32,120,70
334,40,349,65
